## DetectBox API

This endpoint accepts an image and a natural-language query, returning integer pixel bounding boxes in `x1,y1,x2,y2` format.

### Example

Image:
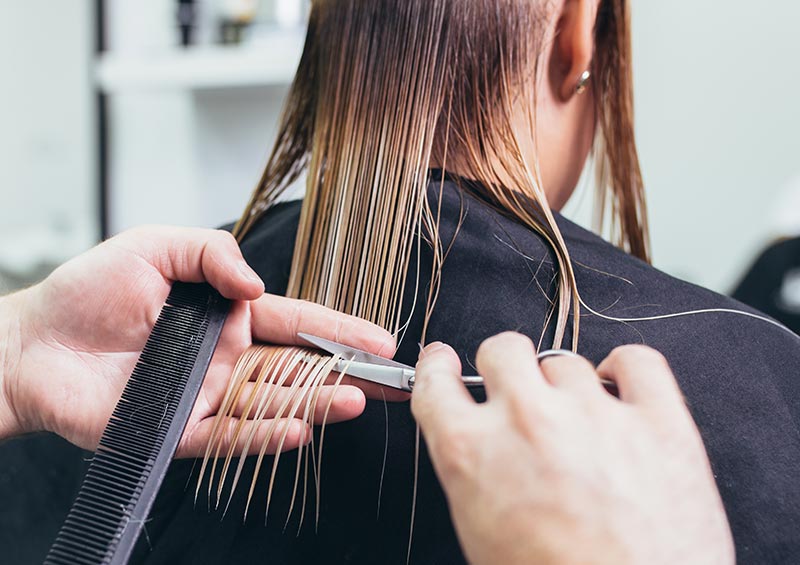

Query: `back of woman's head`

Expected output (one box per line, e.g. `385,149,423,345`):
234,0,647,347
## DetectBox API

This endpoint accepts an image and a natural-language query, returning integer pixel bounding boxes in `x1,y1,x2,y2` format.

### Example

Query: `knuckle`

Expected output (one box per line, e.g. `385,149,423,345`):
507,396,551,438
417,348,456,376
376,332,397,358
177,241,195,273
180,422,199,453
222,422,238,449
483,331,533,351
477,332,533,366
287,299,308,339
434,426,478,478
610,344,669,368
214,229,238,248
414,357,437,380
127,225,165,250
333,316,344,345
541,354,592,374
113,225,154,251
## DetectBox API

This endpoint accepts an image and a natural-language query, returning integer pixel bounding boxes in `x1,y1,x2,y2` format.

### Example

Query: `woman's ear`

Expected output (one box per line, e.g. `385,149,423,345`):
555,0,599,100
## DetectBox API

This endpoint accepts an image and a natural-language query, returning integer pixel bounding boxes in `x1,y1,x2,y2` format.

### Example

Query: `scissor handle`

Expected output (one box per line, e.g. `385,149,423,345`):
406,350,618,397
406,374,484,391
538,350,620,396
460,375,485,388
408,372,618,397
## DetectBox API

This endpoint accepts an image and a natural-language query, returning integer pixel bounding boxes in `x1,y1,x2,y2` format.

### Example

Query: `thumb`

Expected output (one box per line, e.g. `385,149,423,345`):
111,226,264,301
411,342,476,435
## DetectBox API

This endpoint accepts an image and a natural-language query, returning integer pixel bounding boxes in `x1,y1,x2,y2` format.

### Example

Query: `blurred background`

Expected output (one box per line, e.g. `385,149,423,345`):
1,0,799,299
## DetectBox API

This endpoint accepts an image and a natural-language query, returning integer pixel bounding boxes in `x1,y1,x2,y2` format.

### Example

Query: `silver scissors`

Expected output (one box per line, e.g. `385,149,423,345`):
298,333,618,395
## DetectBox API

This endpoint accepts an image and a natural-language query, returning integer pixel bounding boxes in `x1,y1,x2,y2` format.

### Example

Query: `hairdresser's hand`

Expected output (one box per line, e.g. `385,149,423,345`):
0,226,396,456
412,334,734,565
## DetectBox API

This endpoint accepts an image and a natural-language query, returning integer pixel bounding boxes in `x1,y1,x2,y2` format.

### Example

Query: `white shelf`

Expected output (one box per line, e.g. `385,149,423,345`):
95,30,305,92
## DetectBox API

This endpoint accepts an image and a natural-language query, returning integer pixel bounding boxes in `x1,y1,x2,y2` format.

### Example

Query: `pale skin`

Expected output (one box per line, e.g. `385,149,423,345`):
412,334,735,565
0,225,401,456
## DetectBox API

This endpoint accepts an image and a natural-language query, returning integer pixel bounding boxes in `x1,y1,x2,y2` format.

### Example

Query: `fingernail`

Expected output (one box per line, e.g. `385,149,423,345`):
418,341,447,360
238,261,263,286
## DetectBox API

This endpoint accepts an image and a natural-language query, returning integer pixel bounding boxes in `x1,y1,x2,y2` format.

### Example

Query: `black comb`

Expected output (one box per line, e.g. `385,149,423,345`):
44,282,230,565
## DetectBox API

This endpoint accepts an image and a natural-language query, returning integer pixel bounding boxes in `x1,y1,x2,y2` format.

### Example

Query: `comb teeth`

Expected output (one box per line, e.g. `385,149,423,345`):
45,282,230,565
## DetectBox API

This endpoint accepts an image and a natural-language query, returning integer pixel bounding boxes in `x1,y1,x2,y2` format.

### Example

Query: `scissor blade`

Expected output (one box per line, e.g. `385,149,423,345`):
298,333,411,369
332,359,410,391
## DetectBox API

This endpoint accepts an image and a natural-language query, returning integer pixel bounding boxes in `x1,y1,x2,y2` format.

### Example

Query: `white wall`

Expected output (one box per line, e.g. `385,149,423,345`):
108,86,289,232
194,85,293,225
631,0,800,291
102,1,301,234
0,1,95,287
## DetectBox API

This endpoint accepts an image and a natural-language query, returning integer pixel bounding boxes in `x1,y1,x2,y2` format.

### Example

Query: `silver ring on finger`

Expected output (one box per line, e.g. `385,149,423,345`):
537,349,580,362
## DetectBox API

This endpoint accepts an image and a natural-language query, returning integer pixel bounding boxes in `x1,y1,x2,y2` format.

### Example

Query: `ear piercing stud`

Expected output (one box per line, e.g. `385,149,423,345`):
576,70,591,94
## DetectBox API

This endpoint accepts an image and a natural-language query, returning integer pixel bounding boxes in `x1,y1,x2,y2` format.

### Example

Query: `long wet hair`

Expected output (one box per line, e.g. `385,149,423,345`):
200,0,649,530
234,0,648,348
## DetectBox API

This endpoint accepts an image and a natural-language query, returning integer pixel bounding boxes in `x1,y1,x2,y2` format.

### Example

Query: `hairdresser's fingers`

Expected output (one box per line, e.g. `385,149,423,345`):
112,225,264,300
539,354,605,396
232,345,409,403
596,345,685,413
250,295,396,358
177,417,310,458
231,382,367,423
412,343,477,435
474,332,547,403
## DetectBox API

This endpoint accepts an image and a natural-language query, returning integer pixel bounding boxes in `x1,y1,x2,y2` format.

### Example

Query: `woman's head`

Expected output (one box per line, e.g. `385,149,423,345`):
235,0,648,347
423,0,647,254
427,0,600,210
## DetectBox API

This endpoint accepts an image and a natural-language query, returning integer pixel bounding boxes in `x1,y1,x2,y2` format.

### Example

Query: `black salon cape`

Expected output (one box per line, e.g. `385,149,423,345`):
3,176,798,564
733,237,800,335
126,176,800,564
